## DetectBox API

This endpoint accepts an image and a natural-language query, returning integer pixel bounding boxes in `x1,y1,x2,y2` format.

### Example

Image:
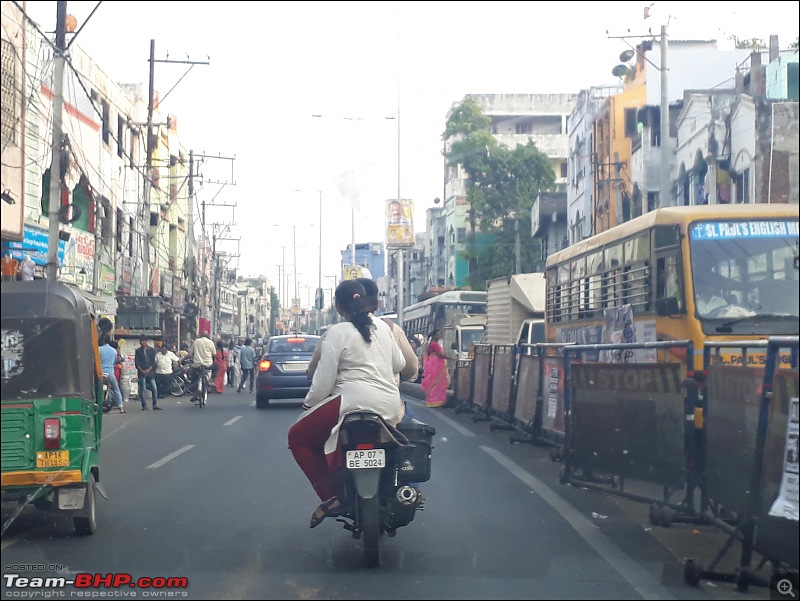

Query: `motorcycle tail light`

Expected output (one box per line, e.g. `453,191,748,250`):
356,443,375,450
44,418,61,449
259,360,271,371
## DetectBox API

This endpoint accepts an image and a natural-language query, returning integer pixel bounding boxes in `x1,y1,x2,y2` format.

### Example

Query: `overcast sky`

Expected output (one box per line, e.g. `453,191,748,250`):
24,1,800,302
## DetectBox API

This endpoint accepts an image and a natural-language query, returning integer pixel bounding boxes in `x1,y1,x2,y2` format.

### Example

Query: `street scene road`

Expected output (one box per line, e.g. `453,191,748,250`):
0,387,777,600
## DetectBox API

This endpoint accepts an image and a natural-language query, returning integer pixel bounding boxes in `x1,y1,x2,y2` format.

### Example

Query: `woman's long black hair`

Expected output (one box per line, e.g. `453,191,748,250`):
336,279,373,344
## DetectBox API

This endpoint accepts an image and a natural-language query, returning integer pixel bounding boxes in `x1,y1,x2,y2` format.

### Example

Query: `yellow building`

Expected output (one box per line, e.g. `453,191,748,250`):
593,45,648,235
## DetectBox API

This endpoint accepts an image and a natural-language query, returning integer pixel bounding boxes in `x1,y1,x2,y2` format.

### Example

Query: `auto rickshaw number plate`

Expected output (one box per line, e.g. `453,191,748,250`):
36,451,69,468
345,449,385,469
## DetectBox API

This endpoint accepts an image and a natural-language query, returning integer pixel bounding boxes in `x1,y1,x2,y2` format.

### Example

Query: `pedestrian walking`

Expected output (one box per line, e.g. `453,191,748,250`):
237,338,256,393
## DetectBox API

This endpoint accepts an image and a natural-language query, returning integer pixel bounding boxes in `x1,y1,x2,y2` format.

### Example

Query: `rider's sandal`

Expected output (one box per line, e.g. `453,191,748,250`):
309,497,342,529
116,407,127,414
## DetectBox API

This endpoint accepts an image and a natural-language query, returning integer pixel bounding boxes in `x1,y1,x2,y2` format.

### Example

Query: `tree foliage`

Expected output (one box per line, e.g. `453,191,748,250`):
442,98,556,288
728,34,766,49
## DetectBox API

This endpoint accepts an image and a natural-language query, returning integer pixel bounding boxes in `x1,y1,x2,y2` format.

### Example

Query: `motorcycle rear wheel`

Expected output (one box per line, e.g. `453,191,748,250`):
169,376,187,397
359,495,380,568
198,375,207,408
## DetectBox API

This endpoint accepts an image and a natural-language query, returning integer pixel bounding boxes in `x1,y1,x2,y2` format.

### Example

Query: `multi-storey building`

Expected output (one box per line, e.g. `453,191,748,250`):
442,93,575,287
1,4,195,349
567,85,622,245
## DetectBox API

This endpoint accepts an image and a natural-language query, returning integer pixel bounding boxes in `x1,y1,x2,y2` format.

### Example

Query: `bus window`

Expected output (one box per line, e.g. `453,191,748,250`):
656,254,683,313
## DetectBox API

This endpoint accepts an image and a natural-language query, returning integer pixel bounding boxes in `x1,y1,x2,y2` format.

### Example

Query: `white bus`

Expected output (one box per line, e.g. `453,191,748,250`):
401,290,488,350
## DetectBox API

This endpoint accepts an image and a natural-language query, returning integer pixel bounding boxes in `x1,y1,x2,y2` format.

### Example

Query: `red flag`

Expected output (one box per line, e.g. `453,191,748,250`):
644,3,654,19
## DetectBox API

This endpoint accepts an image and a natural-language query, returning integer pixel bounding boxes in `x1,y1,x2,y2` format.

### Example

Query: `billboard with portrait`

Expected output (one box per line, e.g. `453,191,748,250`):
385,199,414,248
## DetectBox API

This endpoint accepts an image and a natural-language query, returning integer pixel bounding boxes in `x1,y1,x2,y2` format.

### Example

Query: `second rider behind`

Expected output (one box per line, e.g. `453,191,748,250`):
287,279,406,528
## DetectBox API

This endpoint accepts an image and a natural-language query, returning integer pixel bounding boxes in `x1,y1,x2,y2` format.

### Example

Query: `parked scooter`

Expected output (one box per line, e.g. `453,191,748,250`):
329,412,435,568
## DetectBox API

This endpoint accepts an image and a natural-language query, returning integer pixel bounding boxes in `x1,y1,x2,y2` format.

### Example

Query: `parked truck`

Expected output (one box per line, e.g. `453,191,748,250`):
441,313,487,382
484,273,546,347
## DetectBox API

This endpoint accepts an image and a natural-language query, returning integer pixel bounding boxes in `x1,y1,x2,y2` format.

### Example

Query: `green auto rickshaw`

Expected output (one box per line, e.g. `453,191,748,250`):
1,279,105,535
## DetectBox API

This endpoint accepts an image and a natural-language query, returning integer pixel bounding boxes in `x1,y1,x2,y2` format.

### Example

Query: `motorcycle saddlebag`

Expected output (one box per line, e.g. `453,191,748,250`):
395,419,436,483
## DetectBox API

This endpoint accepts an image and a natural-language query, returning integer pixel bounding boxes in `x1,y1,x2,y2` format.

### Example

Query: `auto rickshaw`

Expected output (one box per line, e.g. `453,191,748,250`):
1,279,106,535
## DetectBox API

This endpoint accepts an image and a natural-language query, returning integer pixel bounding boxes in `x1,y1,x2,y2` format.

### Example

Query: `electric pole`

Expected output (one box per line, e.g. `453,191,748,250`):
46,1,67,281
141,42,209,294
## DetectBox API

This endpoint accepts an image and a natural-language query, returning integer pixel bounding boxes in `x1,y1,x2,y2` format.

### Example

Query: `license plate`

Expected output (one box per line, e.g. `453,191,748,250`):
345,449,386,469
36,450,69,468
283,363,308,372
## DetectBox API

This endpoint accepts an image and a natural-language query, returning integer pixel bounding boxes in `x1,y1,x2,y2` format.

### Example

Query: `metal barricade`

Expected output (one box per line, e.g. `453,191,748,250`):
685,337,799,591
453,359,473,409
509,344,541,443
560,341,699,524
540,347,568,452
469,344,493,416
487,344,516,430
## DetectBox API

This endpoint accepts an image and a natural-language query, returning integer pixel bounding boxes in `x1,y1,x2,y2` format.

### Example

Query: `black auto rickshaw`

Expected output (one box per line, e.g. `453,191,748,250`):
1,279,106,535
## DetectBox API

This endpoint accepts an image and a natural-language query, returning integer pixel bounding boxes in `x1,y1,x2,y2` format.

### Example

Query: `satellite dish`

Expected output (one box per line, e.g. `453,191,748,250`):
619,49,635,62
612,64,629,78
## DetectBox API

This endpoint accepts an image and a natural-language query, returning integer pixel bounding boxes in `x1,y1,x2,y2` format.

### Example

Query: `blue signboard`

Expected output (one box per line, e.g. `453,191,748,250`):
690,220,799,240
1,225,66,265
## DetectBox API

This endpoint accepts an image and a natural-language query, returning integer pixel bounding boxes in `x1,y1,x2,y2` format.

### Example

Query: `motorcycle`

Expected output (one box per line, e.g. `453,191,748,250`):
101,374,114,413
332,412,435,568
168,359,193,397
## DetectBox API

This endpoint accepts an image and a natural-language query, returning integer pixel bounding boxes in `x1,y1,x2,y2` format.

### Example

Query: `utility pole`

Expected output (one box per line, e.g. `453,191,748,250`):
659,24,671,207
46,1,67,281
194,153,236,334
141,44,209,295
514,218,521,274
395,88,405,324
187,150,195,300
142,39,156,294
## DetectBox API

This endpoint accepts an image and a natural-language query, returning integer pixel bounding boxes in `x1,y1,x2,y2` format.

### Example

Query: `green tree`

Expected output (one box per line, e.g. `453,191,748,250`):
728,34,766,49
443,99,556,289
269,286,280,336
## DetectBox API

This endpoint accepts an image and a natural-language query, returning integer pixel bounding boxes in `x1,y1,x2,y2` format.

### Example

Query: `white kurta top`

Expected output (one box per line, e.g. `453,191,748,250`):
301,316,406,454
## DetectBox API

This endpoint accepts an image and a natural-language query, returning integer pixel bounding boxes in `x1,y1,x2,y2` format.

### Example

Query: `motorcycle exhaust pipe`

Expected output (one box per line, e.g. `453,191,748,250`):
396,486,418,505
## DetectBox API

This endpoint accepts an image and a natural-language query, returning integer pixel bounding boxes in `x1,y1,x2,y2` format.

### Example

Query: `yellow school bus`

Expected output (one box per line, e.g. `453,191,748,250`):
544,204,799,370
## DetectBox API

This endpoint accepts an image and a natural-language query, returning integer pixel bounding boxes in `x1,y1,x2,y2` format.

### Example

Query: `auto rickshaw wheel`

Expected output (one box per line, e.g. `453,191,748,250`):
73,473,97,536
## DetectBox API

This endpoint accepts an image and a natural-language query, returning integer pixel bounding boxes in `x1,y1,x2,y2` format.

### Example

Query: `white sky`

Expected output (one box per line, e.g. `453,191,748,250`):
24,1,800,303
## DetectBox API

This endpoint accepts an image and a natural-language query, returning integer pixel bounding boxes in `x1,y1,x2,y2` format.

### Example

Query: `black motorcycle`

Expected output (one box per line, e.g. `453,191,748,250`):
101,374,114,413
169,358,193,397
331,412,435,568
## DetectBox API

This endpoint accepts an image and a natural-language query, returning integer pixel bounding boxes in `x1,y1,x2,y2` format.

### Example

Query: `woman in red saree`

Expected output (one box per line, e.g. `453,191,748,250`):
421,329,449,408
213,342,227,393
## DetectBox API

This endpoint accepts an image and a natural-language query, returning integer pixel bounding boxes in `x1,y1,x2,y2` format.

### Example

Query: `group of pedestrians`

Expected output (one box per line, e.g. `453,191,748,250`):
97,327,262,412
191,330,257,395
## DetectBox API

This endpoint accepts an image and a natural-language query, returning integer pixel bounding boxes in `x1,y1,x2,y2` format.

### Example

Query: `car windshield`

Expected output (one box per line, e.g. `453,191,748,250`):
268,337,319,354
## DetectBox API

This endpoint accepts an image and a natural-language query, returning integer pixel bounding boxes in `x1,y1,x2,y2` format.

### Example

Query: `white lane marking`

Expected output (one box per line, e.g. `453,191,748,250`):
224,415,242,426
146,444,195,469
480,445,676,600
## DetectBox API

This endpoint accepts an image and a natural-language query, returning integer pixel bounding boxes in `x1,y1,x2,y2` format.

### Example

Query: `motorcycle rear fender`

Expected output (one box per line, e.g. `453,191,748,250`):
338,411,410,448
348,467,382,499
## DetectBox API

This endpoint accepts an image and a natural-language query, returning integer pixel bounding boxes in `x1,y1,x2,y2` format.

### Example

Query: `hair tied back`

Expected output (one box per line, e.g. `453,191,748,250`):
353,293,361,299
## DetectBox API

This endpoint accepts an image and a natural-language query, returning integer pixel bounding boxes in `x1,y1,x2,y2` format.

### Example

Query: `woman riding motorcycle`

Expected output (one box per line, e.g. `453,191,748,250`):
287,279,406,528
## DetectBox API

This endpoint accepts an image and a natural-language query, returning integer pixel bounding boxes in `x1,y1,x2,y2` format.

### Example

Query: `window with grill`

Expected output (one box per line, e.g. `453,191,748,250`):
1,38,18,148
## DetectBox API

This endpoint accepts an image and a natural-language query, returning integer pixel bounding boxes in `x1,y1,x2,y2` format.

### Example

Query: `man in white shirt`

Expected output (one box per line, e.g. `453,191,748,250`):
154,344,179,397
191,330,216,369
695,280,728,316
